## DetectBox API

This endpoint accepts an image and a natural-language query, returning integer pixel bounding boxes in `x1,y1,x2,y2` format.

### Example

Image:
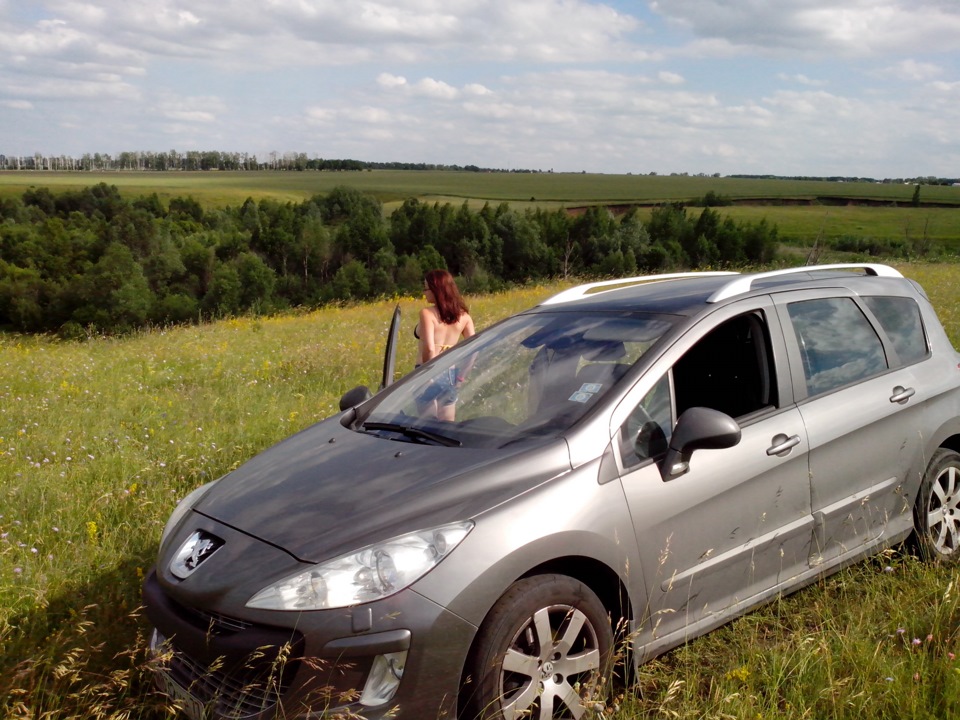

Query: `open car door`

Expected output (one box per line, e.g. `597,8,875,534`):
380,303,401,390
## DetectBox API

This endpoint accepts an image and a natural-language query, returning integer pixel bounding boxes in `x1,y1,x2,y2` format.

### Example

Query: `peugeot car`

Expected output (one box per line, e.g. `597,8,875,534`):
144,264,960,719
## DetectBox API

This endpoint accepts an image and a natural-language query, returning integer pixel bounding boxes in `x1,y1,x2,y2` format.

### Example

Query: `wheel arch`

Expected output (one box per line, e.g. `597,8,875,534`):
456,555,631,718
936,433,960,456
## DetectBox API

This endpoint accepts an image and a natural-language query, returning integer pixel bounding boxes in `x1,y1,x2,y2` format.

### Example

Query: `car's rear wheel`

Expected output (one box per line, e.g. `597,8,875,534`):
913,448,960,564
468,574,613,720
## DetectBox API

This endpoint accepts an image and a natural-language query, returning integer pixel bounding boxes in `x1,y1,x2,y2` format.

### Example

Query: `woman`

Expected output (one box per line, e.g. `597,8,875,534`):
415,270,475,420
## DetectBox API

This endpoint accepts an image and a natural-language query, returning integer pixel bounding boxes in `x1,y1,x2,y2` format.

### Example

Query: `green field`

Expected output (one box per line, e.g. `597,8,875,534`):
3,169,960,207
4,170,960,250
2,264,960,719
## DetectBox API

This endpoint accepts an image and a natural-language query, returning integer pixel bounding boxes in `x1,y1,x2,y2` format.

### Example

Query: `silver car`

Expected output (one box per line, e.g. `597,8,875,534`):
143,263,960,720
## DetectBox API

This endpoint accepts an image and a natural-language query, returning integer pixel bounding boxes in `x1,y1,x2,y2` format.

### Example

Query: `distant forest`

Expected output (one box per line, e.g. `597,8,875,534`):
1,151,958,186
0,182,787,336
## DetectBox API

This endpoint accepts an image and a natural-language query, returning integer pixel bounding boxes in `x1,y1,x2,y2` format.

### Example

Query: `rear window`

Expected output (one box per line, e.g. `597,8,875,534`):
862,295,929,366
787,297,887,397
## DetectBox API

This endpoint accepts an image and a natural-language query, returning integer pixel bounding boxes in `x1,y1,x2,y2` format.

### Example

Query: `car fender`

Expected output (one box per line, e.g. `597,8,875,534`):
411,456,645,628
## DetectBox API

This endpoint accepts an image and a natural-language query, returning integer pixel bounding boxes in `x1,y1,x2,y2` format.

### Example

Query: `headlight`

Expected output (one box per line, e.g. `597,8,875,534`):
245,521,474,611
159,481,216,546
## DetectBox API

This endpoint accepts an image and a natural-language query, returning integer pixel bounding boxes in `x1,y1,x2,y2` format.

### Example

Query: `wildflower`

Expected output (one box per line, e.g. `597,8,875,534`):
86,521,99,544
13,567,22,575
885,677,894,683
897,627,906,635
884,565,894,573
949,653,956,661
927,634,934,642
912,638,922,646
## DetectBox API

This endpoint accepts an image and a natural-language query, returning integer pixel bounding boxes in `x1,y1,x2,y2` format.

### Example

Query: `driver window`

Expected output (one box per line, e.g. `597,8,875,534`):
618,374,672,468
618,310,777,469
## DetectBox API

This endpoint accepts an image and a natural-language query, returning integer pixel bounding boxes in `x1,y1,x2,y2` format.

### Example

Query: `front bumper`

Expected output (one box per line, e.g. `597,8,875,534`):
143,569,477,719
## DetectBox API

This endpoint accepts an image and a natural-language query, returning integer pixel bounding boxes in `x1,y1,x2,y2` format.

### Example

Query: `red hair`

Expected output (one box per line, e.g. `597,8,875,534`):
425,269,469,324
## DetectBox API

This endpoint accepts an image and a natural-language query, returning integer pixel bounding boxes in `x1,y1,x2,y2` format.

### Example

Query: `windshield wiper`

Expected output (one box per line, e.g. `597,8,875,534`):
362,421,462,447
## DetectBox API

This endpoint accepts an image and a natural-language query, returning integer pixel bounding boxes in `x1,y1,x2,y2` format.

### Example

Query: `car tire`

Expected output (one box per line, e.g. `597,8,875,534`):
913,448,960,564
468,574,613,720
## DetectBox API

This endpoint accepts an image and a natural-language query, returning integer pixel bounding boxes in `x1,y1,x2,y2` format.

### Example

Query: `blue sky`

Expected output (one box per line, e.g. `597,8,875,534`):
1,0,958,177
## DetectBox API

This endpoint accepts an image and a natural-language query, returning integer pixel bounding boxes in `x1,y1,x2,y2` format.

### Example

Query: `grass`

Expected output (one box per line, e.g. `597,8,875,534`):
1,264,959,718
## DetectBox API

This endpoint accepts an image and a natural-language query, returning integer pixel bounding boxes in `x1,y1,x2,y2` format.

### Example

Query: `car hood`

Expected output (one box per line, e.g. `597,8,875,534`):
194,414,572,563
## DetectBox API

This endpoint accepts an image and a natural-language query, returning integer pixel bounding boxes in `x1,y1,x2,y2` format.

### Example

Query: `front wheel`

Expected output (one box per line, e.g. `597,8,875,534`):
913,448,960,564
468,574,613,720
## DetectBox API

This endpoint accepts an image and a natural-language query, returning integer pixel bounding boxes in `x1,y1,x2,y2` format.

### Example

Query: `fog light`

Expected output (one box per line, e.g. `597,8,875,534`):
359,651,407,706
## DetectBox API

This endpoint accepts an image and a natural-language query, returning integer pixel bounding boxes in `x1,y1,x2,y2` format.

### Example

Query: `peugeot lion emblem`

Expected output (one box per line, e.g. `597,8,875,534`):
170,531,223,579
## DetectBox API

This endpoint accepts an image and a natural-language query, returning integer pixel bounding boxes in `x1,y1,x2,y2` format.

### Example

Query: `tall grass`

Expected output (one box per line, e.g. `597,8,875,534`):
0,265,958,718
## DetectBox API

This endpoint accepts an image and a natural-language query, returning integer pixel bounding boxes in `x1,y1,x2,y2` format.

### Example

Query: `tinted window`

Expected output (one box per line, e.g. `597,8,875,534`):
787,298,887,397
863,296,928,366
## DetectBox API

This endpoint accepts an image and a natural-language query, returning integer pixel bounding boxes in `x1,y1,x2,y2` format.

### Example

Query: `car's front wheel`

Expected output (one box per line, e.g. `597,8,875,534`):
913,448,960,564
468,574,613,720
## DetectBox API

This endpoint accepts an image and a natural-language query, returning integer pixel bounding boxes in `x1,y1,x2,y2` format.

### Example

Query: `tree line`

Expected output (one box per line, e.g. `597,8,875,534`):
0,152,533,174
0,183,780,336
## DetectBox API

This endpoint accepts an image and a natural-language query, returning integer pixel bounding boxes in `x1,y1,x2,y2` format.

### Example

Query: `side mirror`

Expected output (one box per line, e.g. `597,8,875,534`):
339,385,372,412
661,407,741,480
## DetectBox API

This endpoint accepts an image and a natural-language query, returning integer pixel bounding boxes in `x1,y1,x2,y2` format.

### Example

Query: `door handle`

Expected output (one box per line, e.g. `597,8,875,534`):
890,386,915,404
767,434,801,457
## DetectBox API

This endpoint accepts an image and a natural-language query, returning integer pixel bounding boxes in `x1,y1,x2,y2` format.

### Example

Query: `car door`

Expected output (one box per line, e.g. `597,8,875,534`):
612,298,813,653
774,289,927,568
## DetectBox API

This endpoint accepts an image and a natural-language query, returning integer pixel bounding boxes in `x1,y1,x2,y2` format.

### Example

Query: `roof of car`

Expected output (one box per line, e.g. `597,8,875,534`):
537,264,905,317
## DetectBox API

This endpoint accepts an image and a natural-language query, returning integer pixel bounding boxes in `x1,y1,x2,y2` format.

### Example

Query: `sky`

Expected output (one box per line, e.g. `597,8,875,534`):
1,0,959,177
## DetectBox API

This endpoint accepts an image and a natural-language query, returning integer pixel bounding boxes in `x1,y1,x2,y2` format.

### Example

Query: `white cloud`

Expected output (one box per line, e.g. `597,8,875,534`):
1,100,34,110
411,77,458,99
885,59,943,82
377,73,408,89
778,73,827,87
658,71,684,85
649,0,960,55
463,83,492,96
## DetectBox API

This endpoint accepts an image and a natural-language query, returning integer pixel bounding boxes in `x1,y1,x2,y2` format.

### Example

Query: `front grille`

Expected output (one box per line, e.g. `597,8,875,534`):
169,596,253,636
193,607,255,634
154,629,299,719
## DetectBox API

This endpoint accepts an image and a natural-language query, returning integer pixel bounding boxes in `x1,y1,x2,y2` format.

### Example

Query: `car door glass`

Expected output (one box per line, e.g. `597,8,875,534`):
787,297,887,397
618,310,777,468
862,295,929,366
672,311,777,418
618,374,672,468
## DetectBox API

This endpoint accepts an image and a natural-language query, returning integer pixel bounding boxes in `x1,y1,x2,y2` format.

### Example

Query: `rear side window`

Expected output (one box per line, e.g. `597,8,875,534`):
787,298,887,397
862,296,928,366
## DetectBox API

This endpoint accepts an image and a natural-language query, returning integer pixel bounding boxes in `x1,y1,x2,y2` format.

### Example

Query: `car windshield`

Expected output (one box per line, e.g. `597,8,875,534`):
358,310,675,449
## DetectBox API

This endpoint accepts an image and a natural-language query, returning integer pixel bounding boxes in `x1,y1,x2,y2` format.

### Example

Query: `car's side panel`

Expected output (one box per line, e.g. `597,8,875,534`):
608,297,813,648
619,407,812,643
774,290,928,566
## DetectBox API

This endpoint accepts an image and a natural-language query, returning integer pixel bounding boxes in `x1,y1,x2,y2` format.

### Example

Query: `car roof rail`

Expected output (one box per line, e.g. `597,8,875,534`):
706,263,903,303
540,271,740,306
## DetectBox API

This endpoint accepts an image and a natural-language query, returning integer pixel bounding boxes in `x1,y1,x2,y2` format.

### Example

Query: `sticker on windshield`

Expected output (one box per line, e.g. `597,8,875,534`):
569,383,603,403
